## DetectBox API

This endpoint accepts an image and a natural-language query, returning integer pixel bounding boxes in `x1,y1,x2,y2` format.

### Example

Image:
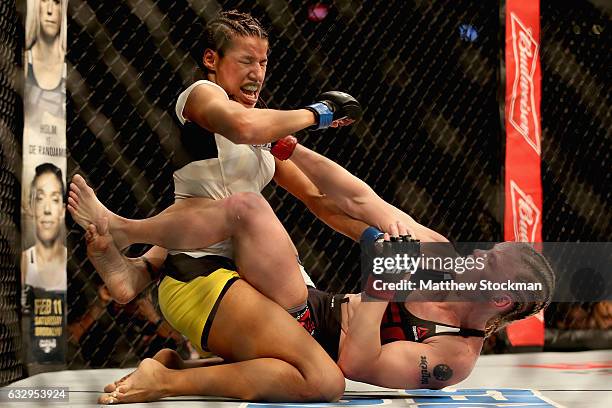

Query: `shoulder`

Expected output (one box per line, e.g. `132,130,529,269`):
409,338,479,384
423,335,480,374
176,80,229,124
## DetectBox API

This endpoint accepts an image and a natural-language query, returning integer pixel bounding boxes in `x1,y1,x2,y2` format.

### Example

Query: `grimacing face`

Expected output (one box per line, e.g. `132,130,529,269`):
33,172,65,246
210,36,269,108
39,0,61,40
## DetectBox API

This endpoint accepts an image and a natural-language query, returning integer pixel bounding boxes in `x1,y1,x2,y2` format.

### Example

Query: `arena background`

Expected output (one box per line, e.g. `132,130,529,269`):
0,0,610,384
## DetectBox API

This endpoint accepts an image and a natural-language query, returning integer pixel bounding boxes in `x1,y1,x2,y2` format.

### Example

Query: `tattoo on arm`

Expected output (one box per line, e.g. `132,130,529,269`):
433,364,453,382
419,356,430,385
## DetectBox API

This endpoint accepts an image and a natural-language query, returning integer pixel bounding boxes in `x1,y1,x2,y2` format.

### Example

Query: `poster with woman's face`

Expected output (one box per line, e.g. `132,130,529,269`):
21,0,68,365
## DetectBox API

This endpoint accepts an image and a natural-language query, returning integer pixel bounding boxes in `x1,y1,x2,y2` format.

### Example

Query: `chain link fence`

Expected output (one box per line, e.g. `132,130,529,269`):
0,0,605,374
540,0,611,349
0,0,24,385
66,0,503,368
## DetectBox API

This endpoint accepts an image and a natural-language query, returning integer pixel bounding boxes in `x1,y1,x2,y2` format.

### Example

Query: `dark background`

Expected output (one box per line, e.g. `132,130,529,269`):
0,0,609,380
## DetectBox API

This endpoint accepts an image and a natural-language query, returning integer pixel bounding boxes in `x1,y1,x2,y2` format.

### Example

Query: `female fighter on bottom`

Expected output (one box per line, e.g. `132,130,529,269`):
69,144,555,404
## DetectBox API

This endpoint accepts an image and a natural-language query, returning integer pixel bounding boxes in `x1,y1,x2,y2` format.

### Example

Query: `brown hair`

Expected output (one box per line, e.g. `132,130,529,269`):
30,163,66,206
197,10,268,75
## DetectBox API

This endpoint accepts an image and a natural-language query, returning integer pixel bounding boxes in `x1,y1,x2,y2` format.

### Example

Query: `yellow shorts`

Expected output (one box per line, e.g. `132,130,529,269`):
158,266,239,355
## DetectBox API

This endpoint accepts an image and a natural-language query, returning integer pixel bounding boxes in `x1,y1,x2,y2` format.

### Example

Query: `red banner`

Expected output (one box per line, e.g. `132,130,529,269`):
504,0,544,347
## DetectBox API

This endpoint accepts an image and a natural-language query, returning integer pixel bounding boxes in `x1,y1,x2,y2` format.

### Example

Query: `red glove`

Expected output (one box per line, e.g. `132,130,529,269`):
270,135,298,160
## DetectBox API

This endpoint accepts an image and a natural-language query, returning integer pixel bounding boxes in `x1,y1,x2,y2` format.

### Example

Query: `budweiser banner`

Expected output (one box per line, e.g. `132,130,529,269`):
21,0,68,366
504,0,544,347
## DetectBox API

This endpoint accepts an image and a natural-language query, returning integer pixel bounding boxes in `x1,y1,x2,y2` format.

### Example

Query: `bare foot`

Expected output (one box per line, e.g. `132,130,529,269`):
85,220,144,304
67,174,130,249
99,358,169,404
103,349,183,393
104,349,225,393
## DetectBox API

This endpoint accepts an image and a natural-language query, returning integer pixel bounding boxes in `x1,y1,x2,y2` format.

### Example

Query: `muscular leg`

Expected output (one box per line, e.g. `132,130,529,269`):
99,280,345,404
83,190,307,309
68,175,238,251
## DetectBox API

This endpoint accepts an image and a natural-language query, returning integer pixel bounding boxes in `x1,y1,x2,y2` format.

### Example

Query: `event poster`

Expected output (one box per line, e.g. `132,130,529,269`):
21,0,68,365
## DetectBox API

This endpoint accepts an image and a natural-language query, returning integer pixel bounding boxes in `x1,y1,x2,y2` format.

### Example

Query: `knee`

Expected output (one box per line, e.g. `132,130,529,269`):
312,370,346,402
320,370,346,402
302,364,345,402
225,192,269,222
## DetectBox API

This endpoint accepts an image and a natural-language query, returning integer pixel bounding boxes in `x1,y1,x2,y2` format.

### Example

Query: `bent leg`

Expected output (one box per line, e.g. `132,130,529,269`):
100,280,344,404
68,174,237,250
84,190,307,308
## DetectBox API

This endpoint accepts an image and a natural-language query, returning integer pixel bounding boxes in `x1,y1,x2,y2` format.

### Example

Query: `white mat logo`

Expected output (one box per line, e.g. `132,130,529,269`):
510,180,540,242
509,13,540,155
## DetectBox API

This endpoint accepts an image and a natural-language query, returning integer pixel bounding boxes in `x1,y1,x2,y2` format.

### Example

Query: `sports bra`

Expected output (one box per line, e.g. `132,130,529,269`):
307,288,485,361
380,302,485,343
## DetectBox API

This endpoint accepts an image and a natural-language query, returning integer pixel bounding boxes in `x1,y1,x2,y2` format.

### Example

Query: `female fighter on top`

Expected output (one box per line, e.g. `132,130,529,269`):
69,10,364,322
69,9,363,404
67,10,554,406
70,137,555,405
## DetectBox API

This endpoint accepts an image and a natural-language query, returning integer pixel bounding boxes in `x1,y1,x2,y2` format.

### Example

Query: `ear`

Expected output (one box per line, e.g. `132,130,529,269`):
492,294,512,309
203,49,217,72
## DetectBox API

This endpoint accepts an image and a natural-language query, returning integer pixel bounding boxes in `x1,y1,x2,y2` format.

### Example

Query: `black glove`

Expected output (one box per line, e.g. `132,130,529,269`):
305,91,362,130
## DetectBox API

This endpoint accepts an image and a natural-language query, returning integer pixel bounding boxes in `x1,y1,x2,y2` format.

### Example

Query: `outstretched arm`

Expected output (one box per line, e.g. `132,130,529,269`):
273,158,368,241
289,145,448,242
183,85,357,145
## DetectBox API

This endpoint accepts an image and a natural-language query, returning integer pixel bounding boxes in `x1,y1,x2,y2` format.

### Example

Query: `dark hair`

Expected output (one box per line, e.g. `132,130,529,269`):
30,163,65,204
484,243,556,336
197,10,268,74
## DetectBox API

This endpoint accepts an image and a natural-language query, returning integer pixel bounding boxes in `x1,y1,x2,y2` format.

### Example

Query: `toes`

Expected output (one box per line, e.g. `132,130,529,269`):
72,174,85,187
68,196,78,208
98,393,117,404
98,217,110,235
88,223,98,236
85,224,97,242
70,182,80,195
73,174,92,196
69,191,79,202
103,383,116,393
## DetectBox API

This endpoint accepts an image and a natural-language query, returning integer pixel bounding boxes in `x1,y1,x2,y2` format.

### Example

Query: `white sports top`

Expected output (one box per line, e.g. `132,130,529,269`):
171,80,276,259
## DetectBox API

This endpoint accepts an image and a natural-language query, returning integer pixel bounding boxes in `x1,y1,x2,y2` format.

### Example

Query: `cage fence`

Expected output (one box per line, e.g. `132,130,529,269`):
0,0,608,379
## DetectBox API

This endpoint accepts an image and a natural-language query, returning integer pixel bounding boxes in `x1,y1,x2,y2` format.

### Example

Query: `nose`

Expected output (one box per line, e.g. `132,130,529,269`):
47,1,53,14
249,64,265,83
43,200,52,214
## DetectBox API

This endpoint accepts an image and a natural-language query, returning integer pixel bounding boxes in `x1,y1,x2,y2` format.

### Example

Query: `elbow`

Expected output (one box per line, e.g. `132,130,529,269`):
337,358,354,379
337,353,364,380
